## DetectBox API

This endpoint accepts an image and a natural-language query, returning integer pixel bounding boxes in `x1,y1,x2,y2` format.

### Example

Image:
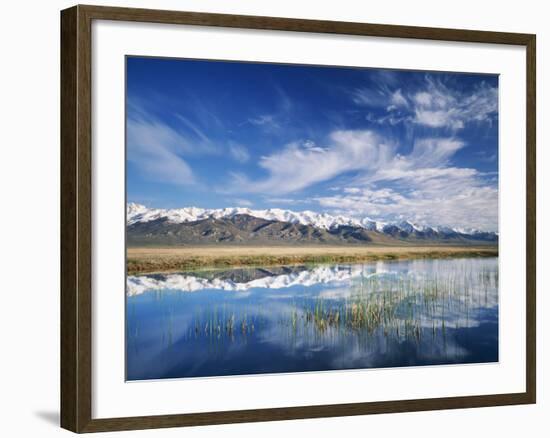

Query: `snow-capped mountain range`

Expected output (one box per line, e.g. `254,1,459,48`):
127,202,497,237
126,265,366,296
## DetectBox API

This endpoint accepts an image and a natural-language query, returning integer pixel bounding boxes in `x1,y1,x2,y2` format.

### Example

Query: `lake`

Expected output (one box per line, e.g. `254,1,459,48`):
126,257,498,380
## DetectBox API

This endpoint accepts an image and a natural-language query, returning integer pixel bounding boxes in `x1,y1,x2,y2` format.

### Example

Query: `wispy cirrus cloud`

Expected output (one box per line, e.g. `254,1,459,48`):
175,114,212,144
352,87,392,108
243,83,293,133
388,89,409,110
315,179,497,231
264,197,310,206
228,132,466,197
126,101,222,186
354,74,498,131
126,59,498,231
127,116,196,186
229,143,250,163
314,137,498,230
227,127,497,230
233,198,253,207
247,114,280,129
128,101,255,185
412,77,498,130
228,130,396,194
378,137,464,174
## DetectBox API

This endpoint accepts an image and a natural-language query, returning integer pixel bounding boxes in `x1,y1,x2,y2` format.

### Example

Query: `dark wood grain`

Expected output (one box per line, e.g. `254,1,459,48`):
80,392,534,433
60,4,537,433
76,4,93,432
525,34,536,404
79,4,534,45
60,5,78,432
61,5,94,432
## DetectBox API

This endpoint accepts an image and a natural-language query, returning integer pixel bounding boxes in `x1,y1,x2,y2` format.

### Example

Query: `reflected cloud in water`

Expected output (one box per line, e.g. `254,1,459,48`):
126,257,498,380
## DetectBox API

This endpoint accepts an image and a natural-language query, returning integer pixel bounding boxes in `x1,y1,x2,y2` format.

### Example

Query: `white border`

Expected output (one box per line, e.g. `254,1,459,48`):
92,20,526,419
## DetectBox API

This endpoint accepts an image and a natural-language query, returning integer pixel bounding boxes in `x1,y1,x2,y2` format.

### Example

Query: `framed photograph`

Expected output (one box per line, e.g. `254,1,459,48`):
60,5,536,433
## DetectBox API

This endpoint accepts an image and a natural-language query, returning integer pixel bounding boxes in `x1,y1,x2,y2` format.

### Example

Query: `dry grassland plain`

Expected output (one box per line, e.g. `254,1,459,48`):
127,245,498,274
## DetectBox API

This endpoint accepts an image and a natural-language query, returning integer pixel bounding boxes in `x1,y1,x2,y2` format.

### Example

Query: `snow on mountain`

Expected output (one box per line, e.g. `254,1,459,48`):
126,202,367,230
126,202,497,236
126,264,385,296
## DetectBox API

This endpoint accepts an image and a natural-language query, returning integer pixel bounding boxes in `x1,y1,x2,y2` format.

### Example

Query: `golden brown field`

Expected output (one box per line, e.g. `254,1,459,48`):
127,245,498,275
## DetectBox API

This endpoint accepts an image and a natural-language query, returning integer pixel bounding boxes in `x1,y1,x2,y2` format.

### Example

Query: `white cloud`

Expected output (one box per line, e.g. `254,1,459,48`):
412,78,497,130
414,110,464,129
244,86,293,132
413,91,433,106
390,89,409,108
265,197,300,204
316,182,497,231
366,112,410,126
127,118,195,185
175,114,211,144
352,88,390,107
350,137,465,186
408,138,464,165
248,114,280,129
354,74,498,131
229,131,396,194
229,143,250,163
234,198,253,207
226,132,497,230
314,137,497,230
128,102,242,186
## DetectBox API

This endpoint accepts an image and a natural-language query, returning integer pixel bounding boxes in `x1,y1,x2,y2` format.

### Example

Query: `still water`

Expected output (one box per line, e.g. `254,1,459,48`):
126,257,498,380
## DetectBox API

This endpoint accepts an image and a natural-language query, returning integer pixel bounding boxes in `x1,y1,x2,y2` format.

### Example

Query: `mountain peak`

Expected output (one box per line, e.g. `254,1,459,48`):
126,203,497,238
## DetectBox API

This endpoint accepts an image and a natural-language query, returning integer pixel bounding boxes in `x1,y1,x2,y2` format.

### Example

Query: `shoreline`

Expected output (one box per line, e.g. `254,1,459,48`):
127,245,498,275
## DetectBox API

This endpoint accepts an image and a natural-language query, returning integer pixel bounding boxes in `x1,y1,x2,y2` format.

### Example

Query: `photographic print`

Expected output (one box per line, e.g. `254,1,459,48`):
125,57,499,381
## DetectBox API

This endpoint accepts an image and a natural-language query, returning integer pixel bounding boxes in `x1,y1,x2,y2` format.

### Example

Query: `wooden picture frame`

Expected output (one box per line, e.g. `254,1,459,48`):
61,4,536,433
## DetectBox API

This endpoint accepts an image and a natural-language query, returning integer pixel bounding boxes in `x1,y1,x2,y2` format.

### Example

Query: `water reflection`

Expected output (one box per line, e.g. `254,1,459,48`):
126,257,498,380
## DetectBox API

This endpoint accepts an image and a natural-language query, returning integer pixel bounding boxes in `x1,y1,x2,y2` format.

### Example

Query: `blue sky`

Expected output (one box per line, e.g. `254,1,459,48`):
127,57,499,230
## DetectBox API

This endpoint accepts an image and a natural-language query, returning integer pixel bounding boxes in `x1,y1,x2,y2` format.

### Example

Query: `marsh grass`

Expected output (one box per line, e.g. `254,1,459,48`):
173,262,498,348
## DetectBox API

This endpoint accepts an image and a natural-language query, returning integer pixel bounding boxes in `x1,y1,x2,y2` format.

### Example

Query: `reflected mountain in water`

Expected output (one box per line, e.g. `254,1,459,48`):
127,264,367,295
126,257,498,380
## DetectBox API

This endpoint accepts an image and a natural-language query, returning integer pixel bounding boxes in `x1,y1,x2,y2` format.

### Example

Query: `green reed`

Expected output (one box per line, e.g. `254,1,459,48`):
178,261,498,345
